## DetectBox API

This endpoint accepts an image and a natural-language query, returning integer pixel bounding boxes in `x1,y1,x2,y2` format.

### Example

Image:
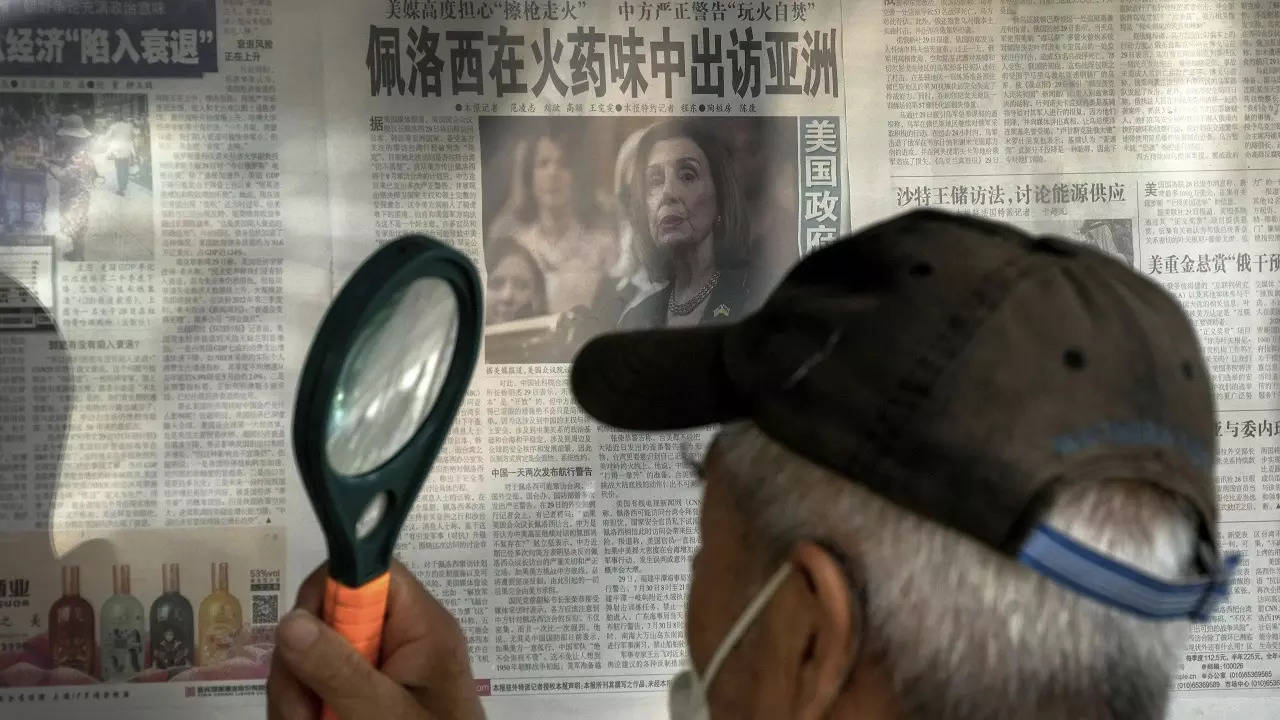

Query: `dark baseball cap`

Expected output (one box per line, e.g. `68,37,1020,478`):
572,209,1236,622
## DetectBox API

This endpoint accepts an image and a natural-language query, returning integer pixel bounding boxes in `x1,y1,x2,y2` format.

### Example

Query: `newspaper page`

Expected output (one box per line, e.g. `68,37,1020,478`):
0,0,333,717
3,0,1275,718
313,1,847,718
843,0,1280,717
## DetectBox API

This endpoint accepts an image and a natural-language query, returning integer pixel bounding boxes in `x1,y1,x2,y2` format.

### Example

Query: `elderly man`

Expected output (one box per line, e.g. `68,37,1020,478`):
267,210,1234,720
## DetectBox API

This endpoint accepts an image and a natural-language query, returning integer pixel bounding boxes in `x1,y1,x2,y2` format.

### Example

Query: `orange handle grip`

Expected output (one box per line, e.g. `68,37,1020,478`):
321,571,390,720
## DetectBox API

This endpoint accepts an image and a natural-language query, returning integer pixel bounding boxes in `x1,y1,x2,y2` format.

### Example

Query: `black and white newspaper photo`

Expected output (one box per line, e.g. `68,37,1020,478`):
1,92,154,263
479,115,798,363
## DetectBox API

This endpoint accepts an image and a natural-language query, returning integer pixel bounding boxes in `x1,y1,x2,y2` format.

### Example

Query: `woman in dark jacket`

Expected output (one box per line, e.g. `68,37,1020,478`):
617,119,755,330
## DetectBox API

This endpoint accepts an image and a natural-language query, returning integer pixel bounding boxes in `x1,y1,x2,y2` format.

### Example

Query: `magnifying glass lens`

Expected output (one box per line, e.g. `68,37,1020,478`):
324,276,460,477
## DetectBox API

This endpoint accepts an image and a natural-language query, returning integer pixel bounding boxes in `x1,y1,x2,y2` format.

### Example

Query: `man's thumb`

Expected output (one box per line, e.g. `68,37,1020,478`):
276,609,417,720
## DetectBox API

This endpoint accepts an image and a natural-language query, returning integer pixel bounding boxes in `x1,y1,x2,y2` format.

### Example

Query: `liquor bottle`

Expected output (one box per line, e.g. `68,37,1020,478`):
197,562,243,666
99,564,145,681
49,566,94,674
149,563,194,670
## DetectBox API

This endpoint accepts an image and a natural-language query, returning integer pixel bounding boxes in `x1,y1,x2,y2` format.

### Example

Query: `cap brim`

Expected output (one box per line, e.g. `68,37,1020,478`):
570,325,747,430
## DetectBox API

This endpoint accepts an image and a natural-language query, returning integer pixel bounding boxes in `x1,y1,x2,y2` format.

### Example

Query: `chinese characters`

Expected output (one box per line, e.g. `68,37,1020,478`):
365,24,839,100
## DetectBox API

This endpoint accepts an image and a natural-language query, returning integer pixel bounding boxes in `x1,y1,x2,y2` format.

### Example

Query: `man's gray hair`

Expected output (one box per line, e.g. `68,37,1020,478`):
713,421,1198,720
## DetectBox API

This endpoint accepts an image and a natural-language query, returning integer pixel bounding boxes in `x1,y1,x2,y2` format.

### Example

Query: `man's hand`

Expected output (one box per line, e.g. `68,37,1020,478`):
267,561,485,720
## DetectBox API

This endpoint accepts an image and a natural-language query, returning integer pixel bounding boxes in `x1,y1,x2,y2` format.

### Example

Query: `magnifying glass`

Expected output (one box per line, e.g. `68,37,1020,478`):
292,236,481,701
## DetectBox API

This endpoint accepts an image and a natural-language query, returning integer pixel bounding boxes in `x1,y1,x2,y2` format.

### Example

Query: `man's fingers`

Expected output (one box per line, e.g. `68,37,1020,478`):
268,566,327,720
265,565,330,719
266,649,318,720
270,561,481,719
380,561,473,686
379,562,484,720
275,608,425,720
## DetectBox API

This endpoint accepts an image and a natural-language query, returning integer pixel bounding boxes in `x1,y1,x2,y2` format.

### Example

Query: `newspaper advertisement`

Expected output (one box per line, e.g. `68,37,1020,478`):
0,0,1276,718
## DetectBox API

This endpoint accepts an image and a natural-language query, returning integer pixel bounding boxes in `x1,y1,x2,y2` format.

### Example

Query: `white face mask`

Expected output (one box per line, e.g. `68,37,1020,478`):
668,564,792,720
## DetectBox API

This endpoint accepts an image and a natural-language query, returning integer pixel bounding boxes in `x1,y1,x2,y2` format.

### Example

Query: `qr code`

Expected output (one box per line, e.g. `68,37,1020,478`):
252,594,279,625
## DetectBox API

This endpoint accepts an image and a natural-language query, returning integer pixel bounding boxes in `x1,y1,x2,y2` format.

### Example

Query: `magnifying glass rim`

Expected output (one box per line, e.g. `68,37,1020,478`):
293,236,482,587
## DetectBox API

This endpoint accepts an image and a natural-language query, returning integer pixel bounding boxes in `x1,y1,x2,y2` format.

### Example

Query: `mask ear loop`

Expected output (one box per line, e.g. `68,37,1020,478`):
702,563,793,687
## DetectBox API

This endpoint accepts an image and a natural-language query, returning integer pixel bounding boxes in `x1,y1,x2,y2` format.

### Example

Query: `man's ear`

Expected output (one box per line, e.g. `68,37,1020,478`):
785,541,861,720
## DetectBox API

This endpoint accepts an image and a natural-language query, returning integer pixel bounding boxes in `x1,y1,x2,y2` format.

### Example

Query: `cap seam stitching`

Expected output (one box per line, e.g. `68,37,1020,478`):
864,244,1066,464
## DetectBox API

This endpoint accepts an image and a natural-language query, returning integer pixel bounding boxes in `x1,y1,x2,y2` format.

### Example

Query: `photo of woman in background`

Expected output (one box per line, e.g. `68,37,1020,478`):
487,129,619,316
483,234,608,363
484,236,548,325
618,119,753,329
